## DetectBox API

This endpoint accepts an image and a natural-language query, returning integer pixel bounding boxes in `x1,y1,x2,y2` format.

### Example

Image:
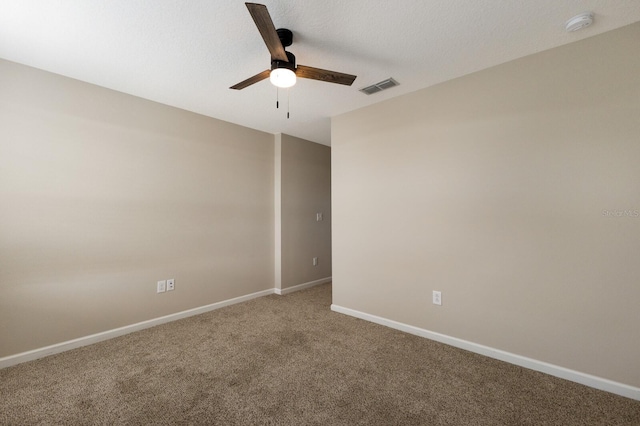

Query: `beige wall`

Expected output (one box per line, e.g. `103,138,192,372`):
332,23,640,387
277,134,331,289
0,59,274,357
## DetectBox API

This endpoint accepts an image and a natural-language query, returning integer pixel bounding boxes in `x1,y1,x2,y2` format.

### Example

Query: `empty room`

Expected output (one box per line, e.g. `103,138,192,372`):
1,1,639,424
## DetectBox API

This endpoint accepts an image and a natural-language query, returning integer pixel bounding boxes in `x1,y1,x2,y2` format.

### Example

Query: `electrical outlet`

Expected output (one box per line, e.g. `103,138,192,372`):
313,257,318,266
157,280,167,293
167,279,175,291
432,290,442,306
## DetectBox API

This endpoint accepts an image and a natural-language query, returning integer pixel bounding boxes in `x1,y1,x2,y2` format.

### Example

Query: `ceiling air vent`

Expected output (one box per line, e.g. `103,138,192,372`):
359,78,399,95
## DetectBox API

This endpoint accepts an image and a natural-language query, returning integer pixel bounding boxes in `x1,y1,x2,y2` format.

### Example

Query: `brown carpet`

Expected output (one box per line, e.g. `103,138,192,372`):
1,283,638,425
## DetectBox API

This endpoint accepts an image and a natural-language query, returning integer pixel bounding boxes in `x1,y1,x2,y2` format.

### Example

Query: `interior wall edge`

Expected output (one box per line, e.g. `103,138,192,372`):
275,276,332,295
0,287,275,370
274,133,283,290
330,304,640,401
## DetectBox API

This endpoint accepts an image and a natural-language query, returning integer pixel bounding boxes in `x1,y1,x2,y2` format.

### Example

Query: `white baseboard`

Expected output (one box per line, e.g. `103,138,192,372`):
330,304,640,401
275,276,332,295
0,288,275,370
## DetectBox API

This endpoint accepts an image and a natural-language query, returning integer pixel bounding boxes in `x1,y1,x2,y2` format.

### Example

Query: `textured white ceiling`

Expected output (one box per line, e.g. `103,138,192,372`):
1,1,639,145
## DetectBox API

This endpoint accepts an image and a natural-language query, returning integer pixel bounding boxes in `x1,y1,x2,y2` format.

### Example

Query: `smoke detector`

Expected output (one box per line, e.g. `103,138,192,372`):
565,12,594,32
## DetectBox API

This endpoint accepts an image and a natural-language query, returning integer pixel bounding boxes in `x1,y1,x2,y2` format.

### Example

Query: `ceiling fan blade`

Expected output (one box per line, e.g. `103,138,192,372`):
296,65,357,86
230,69,271,90
245,3,288,62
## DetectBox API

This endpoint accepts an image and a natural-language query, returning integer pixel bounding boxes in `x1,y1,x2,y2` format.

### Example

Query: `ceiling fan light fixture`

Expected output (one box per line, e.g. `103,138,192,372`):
230,4,356,91
270,67,296,88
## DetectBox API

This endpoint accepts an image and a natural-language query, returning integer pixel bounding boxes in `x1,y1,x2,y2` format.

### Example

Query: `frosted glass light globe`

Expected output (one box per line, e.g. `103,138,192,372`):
270,68,296,88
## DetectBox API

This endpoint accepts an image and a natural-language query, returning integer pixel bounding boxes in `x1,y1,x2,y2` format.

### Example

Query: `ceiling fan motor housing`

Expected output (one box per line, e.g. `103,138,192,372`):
276,28,293,47
272,51,296,72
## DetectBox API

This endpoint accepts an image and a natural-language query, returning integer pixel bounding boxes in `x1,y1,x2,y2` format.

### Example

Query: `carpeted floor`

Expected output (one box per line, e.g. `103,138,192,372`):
1,283,639,425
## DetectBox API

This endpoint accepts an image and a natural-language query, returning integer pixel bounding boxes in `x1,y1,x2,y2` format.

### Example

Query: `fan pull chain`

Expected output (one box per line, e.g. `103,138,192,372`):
276,87,279,109
287,89,290,119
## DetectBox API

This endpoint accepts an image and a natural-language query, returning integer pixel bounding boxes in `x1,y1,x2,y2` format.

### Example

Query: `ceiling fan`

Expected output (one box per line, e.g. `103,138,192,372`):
230,2,357,90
